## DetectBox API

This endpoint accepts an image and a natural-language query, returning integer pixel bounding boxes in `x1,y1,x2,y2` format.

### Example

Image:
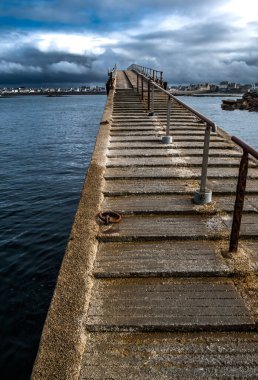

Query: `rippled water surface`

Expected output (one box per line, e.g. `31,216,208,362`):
181,96,258,149
0,95,106,380
1,94,258,380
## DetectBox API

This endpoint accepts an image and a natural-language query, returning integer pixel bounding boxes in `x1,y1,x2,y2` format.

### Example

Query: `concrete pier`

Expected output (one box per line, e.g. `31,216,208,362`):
32,69,258,379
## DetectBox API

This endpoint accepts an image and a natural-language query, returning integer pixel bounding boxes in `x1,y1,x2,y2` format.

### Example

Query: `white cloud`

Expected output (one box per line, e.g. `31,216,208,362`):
35,32,116,55
219,0,258,26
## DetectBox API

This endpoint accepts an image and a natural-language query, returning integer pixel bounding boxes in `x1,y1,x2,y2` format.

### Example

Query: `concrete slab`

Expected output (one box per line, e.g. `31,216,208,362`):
105,166,258,179
108,141,236,149
107,148,242,157
102,194,257,214
86,278,254,331
98,214,229,242
79,332,258,380
94,241,230,277
106,156,248,167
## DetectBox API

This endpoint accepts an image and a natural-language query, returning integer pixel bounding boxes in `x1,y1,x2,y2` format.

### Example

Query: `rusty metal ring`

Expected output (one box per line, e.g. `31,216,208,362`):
97,211,122,225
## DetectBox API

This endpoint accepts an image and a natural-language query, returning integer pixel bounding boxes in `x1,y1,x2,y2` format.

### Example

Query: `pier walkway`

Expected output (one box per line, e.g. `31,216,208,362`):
32,69,258,379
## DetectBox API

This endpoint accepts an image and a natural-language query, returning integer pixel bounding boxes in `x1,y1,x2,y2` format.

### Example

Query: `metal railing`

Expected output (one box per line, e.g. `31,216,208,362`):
229,136,258,252
127,65,258,252
128,64,164,86
130,65,216,204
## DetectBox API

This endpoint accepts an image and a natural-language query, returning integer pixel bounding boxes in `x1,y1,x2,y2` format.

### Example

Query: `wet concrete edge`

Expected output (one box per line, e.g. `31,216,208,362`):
31,86,115,380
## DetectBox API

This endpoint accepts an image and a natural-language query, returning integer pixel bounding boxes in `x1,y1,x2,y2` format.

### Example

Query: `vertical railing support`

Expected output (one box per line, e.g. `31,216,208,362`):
200,124,211,194
147,79,151,110
229,151,249,252
151,84,154,113
194,124,213,204
137,74,139,93
148,83,155,116
166,96,171,136
161,95,172,144
227,136,258,252
141,75,144,100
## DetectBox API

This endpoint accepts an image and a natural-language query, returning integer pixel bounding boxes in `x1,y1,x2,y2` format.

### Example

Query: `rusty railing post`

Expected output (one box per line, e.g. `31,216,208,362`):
141,75,144,100
166,95,171,135
161,95,172,144
229,150,249,252
194,123,213,204
147,79,151,110
200,124,211,194
148,82,155,117
151,83,154,113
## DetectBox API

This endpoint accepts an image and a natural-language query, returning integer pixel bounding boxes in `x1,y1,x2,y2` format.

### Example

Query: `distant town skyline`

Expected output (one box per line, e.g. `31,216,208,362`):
1,0,258,85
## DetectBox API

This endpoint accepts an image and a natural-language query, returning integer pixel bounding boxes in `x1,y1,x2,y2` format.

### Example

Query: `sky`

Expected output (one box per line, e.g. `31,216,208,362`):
0,0,258,86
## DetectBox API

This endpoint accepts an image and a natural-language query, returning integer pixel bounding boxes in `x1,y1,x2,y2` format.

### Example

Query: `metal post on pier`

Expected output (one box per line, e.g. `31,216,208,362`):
229,150,249,252
151,84,154,113
194,123,213,204
228,136,258,252
148,82,155,116
141,75,144,100
161,95,172,144
147,79,151,111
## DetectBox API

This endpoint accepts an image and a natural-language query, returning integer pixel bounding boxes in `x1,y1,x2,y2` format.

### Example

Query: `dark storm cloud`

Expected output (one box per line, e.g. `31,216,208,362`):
1,0,258,85
131,21,236,48
0,45,104,85
5,46,94,67
0,0,226,30
109,15,258,84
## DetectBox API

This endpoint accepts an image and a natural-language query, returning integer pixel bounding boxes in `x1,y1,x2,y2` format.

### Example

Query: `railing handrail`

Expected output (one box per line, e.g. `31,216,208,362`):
131,66,216,132
128,64,163,77
131,65,216,204
231,136,258,160
129,66,258,252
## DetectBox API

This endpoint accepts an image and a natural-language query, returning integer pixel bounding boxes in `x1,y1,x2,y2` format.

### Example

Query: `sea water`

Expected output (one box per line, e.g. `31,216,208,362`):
181,95,258,149
0,95,106,380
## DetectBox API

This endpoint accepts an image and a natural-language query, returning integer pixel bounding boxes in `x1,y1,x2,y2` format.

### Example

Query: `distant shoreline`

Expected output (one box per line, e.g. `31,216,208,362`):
1,91,241,98
0,91,106,97
173,93,242,97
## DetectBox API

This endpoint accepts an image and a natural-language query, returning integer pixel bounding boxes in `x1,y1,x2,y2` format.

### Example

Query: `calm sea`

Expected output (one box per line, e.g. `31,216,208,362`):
181,95,258,149
0,95,106,380
0,94,257,380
